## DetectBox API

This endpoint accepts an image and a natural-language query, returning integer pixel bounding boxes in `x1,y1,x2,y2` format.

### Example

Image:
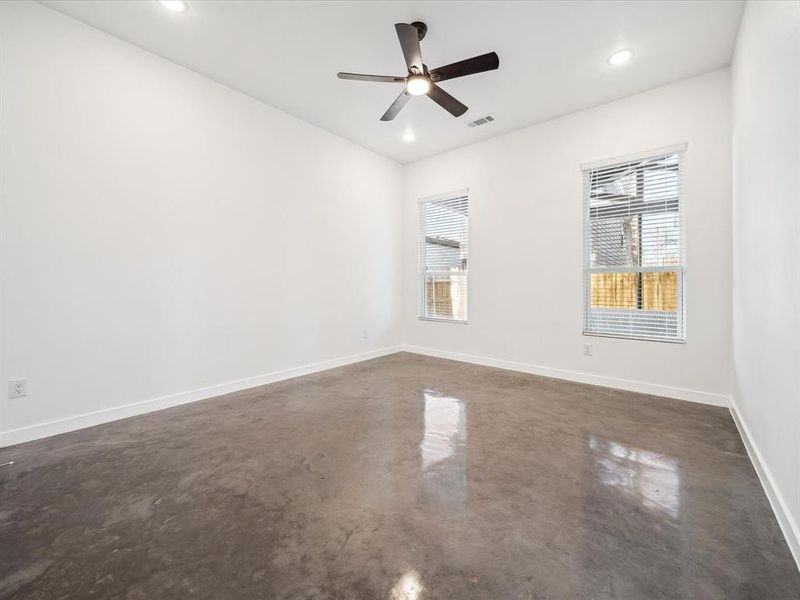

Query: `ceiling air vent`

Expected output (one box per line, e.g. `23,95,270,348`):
467,114,494,128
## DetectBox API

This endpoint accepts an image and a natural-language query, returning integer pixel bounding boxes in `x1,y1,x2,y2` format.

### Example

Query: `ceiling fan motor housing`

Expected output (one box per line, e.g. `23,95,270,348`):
411,21,427,41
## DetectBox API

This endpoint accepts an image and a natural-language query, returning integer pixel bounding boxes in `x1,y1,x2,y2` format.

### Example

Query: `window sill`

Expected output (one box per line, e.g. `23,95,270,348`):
419,316,468,324
582,331,686,344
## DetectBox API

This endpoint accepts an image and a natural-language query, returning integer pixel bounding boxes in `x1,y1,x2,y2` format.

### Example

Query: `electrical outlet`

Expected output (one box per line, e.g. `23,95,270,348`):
9,379,26,398
362,329,369,340
583,344,593,356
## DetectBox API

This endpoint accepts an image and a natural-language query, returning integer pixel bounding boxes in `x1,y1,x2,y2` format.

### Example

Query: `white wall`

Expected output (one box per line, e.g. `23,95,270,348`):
402,70,732,404
731,0,800,564
0,1,403,444
0,4,742,446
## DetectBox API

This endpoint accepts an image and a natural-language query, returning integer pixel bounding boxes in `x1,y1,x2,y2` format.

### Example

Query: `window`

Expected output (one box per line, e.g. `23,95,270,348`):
419,192,468,322
583,147,685,341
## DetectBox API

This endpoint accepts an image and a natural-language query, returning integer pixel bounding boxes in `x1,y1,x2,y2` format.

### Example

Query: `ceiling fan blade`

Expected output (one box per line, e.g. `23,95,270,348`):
426,84,468,117
430,52,500,83
380,90,411,121
394,23,423,73
337,72,406,84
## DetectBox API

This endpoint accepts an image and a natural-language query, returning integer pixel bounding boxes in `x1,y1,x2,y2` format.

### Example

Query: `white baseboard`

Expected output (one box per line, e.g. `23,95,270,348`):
6,343,795,572
1,344,729,446
0,345,402,448
400,344,730,407
729,396,800,571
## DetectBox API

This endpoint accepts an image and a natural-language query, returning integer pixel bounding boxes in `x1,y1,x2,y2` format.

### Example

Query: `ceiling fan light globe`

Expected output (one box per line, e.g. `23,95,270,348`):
406,76,431,96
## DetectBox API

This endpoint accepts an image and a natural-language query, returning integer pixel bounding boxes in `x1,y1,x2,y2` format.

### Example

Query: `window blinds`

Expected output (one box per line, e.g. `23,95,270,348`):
583,150,685,341
419,194,469,321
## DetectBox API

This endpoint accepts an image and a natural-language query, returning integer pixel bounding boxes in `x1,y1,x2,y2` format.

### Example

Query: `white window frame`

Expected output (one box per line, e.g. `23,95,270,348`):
581,144,687,343
418,189,469,324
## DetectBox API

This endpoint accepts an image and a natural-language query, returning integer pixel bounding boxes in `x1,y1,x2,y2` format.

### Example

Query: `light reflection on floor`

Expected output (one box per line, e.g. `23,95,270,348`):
419,390,467,505
420,390,466,471
589,435,681,518
388,570,423,600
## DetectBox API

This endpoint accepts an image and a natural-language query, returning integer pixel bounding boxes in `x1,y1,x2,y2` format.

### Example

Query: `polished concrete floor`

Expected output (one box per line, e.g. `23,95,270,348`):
1,353,798,599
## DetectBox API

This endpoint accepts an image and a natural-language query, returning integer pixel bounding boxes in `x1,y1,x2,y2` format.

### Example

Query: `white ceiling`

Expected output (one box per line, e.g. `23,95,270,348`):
41,1,744,163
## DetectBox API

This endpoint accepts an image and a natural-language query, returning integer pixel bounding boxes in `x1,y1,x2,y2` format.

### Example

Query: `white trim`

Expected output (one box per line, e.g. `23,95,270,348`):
580,142,688,171
400,344,729,407
418,317,468,324
582,331,686,344
417,188,469,204
729,396,800,571
419,191,469,322
0,345,402,448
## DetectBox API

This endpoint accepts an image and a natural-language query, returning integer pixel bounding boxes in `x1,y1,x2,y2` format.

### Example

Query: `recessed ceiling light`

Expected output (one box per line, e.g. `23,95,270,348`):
608,49,633,66
405,75,431,96
158,0,187,13
402,131,416,142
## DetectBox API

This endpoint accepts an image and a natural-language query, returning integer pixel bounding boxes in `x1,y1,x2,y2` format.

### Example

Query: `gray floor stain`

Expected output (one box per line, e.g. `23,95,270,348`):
0,561,53,597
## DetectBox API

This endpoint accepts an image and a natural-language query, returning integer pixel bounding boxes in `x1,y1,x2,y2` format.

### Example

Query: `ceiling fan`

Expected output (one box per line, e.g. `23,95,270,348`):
337,22,499,121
